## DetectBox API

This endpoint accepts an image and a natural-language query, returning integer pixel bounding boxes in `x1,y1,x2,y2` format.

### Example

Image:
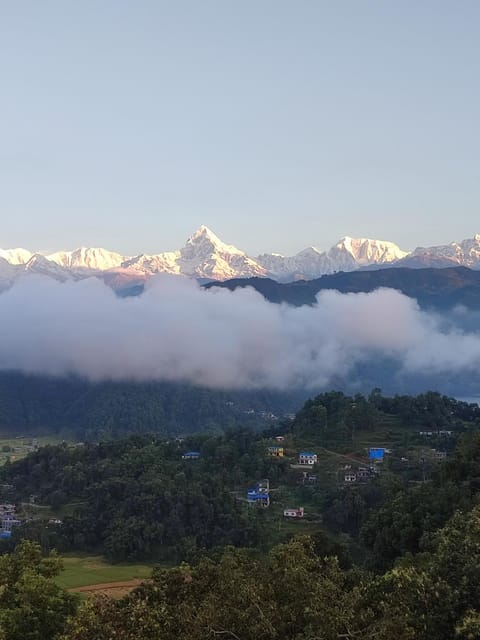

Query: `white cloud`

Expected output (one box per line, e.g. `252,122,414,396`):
0,275,478,389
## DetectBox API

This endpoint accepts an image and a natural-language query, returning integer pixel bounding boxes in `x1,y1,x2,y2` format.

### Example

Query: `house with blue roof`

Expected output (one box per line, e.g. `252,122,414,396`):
182,451,201,460
246,479,270,507
298,451,317,465
246,489,270,507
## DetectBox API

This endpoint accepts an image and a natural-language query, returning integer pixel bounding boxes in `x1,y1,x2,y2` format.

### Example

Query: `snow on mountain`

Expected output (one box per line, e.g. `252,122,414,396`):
23,254,72,281
257,236,407,281
0,248,32,265
257,247,330,281
122,252,180,276
47,247,126,272
177,226,267,279
399,235,480,269
327,236,408,270
122,226,267,280
2,228,480,290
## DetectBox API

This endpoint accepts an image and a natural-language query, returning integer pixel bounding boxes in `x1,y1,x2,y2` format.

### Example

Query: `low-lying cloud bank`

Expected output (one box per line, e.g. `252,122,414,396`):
0,275,479,390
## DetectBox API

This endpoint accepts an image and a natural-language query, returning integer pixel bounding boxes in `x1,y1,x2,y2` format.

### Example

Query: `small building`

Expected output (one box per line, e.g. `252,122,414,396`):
247,490,270,507
283,507,304,518
247,479,270,507
356,467,371,482
432,449,447,460
1,517,21,534
256,479,270,493
302,472,317,484
267,446,284,458
0,504,16,517
182,451,201,460
275,435,285,442
344,472,357,483
298,452,317,465
368,448,385,461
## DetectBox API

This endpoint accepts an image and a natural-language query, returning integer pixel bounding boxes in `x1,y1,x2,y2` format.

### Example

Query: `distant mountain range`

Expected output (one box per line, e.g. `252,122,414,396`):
2,226,480,291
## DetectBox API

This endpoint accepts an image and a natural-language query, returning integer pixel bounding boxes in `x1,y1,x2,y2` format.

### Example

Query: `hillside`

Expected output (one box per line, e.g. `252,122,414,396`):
0,372,305,439
206,266,480,310
4,390,480,640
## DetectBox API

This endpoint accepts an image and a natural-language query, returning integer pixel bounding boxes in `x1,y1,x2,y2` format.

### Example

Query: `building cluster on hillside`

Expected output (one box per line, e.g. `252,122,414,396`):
343,465,377,484
264,442,317,518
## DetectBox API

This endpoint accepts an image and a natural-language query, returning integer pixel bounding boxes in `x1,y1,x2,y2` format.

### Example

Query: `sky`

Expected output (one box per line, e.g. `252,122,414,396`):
1,1,480,256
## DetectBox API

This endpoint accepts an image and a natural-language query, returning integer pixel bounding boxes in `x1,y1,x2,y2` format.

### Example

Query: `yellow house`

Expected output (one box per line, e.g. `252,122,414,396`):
267,446,284,458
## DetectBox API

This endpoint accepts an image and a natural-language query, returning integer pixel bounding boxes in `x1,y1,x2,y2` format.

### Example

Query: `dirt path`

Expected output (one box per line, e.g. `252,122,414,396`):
319,447,367,464
69,579,147,598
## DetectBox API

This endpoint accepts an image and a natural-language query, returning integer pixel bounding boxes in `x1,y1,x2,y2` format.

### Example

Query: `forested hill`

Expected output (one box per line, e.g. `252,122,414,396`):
4,390,480,638
0,372,305,439
205,266,480,310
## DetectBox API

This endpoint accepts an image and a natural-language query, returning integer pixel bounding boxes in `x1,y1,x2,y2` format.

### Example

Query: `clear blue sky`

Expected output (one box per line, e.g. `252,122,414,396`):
1,1,479,256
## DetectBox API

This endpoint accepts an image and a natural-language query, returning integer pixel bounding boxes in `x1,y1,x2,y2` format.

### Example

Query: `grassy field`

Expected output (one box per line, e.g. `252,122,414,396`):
56,554,155,590
0,435,65,466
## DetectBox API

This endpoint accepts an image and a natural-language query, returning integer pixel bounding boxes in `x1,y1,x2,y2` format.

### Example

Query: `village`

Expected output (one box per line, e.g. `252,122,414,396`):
0,423,453,544
240,427,451,522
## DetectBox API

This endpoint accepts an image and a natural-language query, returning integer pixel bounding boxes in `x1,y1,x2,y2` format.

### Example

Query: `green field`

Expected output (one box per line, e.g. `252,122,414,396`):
55,554,154,590
0,435,65,466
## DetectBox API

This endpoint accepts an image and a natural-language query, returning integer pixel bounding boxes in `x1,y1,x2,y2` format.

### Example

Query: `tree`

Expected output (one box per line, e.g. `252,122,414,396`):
0,540,78,640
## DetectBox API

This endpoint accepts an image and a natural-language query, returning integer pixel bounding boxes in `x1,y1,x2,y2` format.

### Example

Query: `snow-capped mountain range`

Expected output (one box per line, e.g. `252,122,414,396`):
1,226,480,291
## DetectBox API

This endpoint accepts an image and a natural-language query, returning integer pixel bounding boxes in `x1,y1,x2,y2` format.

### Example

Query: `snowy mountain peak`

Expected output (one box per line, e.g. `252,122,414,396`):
403,234,480,269
47,247,126,271
0,248,33,265
184,225,244,258
2,229,480,290
179,226,265,279
332,236,408,265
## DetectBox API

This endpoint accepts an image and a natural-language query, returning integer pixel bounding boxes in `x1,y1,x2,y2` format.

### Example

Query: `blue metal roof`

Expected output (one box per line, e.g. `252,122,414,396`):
299,451,316,456
247,491,268,500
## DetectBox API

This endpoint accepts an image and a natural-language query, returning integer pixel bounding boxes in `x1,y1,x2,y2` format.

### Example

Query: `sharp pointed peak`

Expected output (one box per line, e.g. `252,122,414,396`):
188,225,221,242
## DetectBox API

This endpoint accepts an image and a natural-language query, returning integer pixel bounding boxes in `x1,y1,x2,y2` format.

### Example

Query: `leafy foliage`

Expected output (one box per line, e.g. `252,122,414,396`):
0,541,77,640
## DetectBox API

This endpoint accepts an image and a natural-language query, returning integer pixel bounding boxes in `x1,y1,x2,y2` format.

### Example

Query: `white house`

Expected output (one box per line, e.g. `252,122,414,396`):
298,452,317,465
283,507,304,518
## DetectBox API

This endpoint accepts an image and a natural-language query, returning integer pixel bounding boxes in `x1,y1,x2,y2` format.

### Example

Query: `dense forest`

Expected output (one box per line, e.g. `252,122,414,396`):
2,431,278,561
0,371,305,439
2,390,480,638
2,389,480,566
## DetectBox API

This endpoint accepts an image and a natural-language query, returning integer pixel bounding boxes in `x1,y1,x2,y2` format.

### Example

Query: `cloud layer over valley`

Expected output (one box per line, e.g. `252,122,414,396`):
0,275,479,391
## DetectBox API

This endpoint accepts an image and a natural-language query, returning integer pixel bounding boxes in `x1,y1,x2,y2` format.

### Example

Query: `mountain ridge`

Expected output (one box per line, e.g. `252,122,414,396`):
1,226,480,289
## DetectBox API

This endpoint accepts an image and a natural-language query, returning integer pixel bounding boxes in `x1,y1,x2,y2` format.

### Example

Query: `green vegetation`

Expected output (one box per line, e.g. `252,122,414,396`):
0,436,63,466
55,555,154,590
0,372,304,440
1,389,480,638
0,540,77,640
